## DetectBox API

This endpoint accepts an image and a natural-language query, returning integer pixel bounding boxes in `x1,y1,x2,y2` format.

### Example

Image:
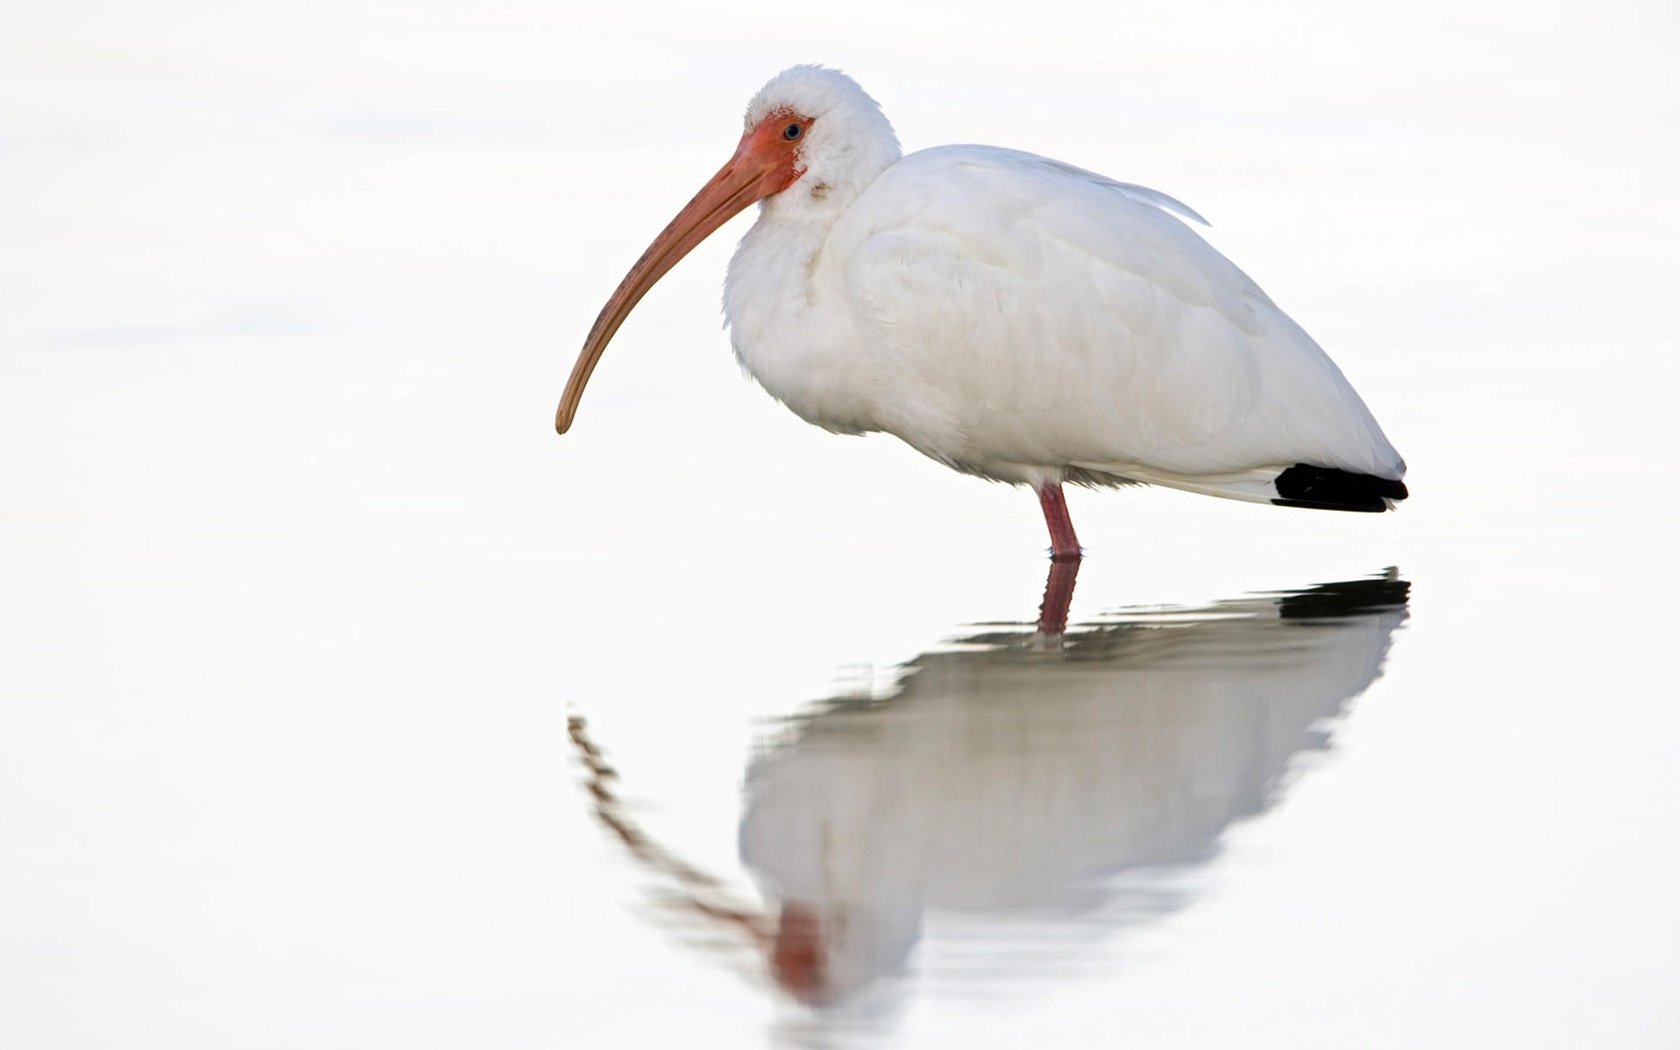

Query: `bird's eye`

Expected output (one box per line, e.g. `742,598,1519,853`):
783,122,802,141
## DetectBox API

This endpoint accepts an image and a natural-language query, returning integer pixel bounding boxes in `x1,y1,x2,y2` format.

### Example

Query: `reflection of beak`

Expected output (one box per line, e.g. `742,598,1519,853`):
769,903,828,1002
555,136,787,434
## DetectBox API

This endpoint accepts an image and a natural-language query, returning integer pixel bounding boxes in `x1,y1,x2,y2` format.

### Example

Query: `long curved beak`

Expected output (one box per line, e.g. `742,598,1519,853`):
555,135,785,434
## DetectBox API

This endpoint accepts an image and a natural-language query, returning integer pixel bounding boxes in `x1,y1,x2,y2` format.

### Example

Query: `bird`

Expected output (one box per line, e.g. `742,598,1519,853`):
555,65,1407,560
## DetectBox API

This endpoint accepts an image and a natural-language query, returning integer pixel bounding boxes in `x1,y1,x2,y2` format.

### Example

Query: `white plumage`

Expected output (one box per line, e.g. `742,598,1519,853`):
558,65,1407,556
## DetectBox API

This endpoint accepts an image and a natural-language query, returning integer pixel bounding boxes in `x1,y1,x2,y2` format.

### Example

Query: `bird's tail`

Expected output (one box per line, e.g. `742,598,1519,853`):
1087,463,1407,513
1270,464,1408,512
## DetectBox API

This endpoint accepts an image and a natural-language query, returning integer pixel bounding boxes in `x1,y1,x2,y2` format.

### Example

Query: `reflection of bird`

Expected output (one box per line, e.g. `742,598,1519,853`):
557,66,1407,559
739,575,1409,1004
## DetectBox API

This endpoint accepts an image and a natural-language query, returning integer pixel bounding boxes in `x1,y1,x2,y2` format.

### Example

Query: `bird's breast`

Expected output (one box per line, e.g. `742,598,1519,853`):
725,218,882,436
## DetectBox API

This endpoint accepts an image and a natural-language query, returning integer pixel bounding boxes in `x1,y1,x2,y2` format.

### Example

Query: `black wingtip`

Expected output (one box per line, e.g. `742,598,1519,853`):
1272,464,1408,513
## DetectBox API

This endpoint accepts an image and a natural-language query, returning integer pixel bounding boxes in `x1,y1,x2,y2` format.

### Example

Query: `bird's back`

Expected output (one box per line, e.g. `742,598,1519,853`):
821,145,1405,499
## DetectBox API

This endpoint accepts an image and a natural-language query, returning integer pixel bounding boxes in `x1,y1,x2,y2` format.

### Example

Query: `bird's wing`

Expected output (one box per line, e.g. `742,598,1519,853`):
829,145,1403,482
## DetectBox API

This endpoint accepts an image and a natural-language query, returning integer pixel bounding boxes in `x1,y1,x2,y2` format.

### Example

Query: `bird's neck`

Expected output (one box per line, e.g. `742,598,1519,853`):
730,137,901,291
726,142,896,330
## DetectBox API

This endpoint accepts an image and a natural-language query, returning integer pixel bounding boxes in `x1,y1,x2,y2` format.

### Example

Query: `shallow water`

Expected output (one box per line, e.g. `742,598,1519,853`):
4,3,1678,1047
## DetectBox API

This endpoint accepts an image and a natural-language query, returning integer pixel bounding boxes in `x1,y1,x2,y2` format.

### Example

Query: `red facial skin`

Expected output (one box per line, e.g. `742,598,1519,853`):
556,111,813,434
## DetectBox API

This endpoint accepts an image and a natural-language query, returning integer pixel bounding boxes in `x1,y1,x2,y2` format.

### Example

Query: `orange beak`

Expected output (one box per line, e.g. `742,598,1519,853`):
555,126,798,434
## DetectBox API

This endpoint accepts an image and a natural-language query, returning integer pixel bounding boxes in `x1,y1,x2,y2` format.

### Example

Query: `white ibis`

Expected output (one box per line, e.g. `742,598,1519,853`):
557,65,1408,560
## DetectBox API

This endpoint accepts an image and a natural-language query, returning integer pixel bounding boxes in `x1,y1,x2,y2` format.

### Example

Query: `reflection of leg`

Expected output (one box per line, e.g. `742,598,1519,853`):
1036,483,1083,562
1036,556,1081,637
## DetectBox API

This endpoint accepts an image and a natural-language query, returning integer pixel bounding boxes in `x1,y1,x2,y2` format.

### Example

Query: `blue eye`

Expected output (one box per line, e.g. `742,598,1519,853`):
783,122,802,141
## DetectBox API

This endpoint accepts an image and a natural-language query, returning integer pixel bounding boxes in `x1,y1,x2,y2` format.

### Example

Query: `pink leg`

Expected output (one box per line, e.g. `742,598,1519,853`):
1036,483,1083,562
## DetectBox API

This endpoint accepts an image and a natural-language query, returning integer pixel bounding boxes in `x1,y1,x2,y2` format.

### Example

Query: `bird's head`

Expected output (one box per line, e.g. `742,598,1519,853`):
555,65,899,434
741,65,901,216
